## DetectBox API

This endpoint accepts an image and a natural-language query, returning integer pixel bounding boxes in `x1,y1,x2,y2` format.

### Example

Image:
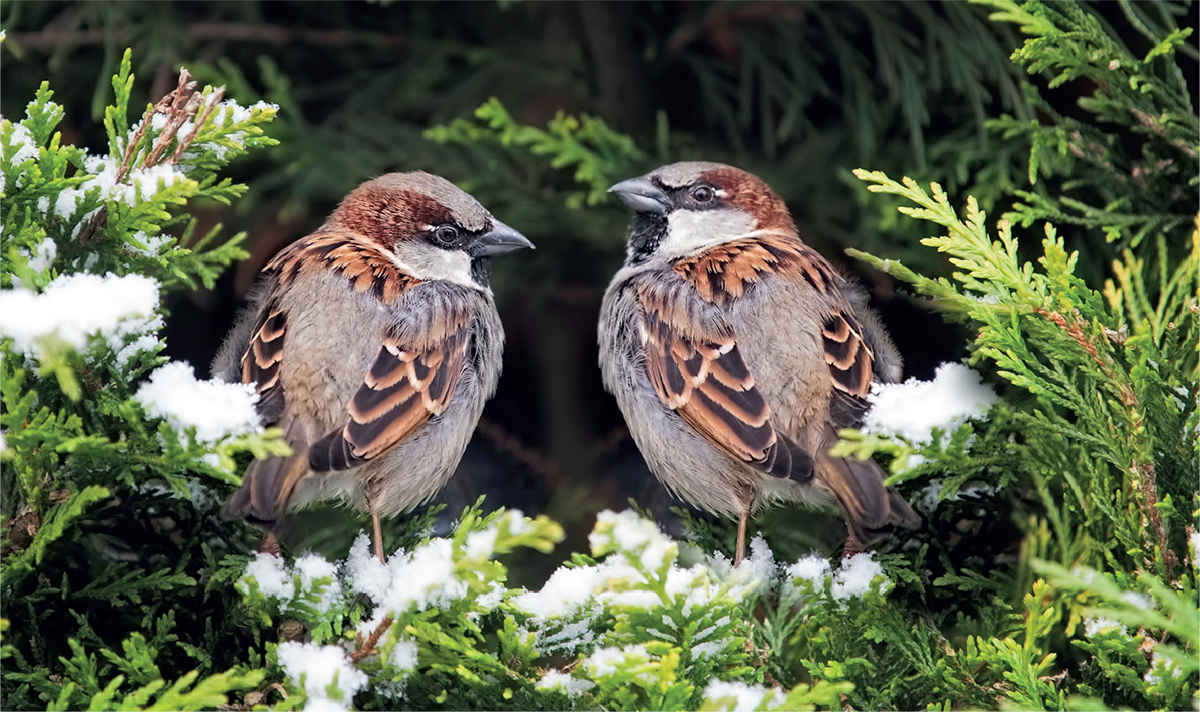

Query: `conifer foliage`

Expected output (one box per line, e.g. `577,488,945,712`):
1,2,1197,711
1,50,284,710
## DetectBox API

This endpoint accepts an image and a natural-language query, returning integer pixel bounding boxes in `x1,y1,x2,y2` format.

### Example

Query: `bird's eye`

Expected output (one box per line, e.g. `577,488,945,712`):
434,225,460,244
691,186,715,203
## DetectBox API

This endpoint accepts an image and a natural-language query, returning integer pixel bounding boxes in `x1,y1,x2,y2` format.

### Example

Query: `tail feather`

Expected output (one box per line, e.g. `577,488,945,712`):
814,447,920,546
220,417,311,529
764,433,814,483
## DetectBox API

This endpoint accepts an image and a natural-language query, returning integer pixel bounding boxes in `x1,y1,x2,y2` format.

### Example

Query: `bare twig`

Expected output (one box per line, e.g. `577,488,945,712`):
349,615,394,663
476,415,564,486
8,22,402,51
142,70,201,168
78,67,208,244
172,87,225,164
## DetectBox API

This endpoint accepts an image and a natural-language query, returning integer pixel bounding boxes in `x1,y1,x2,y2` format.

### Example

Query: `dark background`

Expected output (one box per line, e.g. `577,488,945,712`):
4,0,1194,565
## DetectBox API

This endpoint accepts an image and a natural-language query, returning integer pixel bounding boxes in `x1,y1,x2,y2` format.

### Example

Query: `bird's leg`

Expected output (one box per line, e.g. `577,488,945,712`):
259,531,282,557
734,508,748,567
842,532,864,559
373,510,385,564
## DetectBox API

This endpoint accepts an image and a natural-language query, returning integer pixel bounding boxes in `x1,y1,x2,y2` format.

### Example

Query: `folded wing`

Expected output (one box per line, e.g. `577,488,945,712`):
308,309,471,471
636,279,808,481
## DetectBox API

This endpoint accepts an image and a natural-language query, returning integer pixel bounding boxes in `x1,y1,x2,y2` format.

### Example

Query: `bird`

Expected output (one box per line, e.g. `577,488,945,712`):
214,171,533,563
598,161,920,566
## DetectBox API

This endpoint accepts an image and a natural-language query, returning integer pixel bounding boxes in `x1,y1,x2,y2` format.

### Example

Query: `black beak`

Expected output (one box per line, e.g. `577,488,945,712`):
471,220,534,257
608,177,670,215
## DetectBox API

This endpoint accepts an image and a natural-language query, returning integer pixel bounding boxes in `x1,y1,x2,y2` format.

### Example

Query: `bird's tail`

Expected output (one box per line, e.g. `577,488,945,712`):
813,442,921,546
220,417,310,530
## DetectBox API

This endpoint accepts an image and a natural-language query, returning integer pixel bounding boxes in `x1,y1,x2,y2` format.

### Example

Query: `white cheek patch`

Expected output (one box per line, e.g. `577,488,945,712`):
660,209,758,260
390,242,479,289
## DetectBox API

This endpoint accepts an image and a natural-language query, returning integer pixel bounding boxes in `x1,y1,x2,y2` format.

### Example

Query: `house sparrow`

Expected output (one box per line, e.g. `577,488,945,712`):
214,172,533,562
599,162,919,565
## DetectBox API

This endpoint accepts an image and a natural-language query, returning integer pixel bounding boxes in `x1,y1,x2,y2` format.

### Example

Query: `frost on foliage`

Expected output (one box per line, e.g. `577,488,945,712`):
784,552,889,603
590,509,674,570
344,533,391,604
473,581,505,612
512,563,607,654
127,230,171,257
914,477,998,515
514,563,608,621
135,362,261,443
243,553,295,601
1082,617,1128,638
536,670,594,699
1120,591,1154,610
240,551,342,617
0,272,160,355
583,644,650,678
703,679,784,712
1144,651,1183,685
464,525,498,559
180,99,279,162
276,641,367,703
831,553,888,600
295,554,342,614
345,533,467,623
49,155,189,218
4,120,39,165
707,535,777,598
389,638,418,672
520,511,774,658
783,554,832,598
864,362,999,444
17,237,57,277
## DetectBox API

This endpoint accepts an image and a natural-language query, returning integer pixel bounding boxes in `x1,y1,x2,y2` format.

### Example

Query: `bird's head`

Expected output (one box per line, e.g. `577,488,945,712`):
609,162,795,265
331,171,533,289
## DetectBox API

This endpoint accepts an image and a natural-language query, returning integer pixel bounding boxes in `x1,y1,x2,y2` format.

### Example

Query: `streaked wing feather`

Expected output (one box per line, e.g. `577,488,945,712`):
240,300,287,423
308,314,471,472
822,308,875,428
637,281,779,472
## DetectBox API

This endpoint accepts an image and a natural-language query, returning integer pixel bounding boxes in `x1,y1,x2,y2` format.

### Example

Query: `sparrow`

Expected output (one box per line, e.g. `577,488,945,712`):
214,171,533,562
599,161,920,565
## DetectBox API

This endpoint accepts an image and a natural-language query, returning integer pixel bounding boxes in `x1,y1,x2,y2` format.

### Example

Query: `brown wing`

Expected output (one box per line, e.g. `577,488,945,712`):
268,229,416,306
238,230,420,424
224,231,431,524
637,280,804,479
822,307,876,429
240,299,287,423
675,234,879,429
308,306,472,472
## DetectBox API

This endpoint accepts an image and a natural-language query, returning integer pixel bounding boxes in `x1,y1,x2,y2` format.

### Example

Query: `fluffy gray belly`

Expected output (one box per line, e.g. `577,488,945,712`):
728,281,833,446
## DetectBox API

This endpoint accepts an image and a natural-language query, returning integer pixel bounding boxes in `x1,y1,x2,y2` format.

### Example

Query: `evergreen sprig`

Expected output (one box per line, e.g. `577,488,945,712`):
1,51,284,711
425,97,644,209
979,0,1197,249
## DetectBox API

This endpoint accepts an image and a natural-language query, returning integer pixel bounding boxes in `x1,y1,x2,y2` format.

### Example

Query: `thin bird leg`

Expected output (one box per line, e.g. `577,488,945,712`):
373,510,385,564
734,508,748,567
259,531,282,557
842,532,864,559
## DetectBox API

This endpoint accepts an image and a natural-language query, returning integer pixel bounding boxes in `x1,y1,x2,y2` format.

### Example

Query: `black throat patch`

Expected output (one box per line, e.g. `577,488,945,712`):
470,258,492,288
626,214,668,266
